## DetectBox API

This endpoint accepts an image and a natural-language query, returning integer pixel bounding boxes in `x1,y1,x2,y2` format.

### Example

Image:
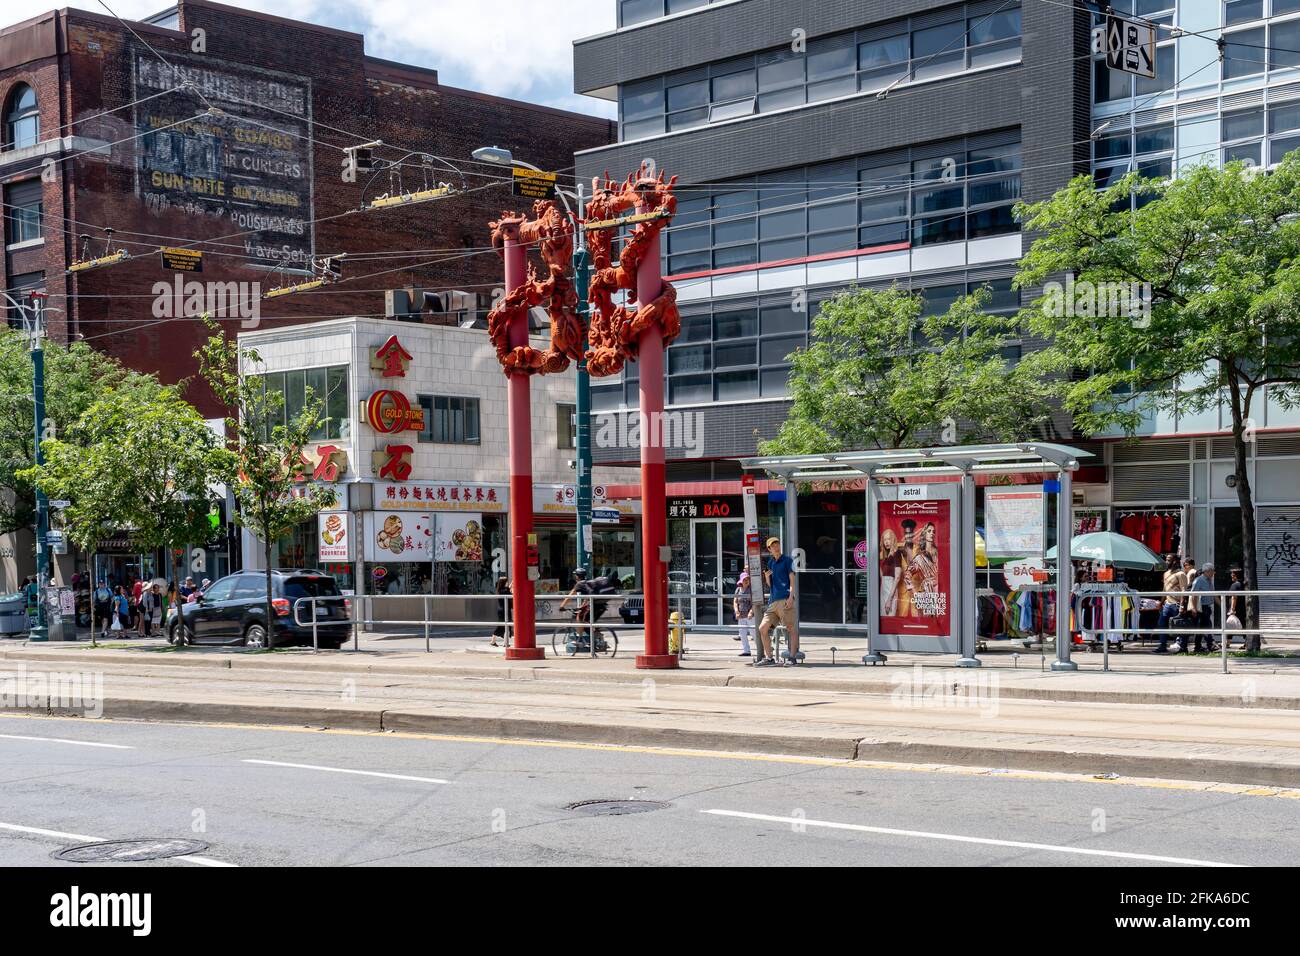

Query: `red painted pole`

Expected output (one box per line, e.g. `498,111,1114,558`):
503,228,543,660
634,201,677,669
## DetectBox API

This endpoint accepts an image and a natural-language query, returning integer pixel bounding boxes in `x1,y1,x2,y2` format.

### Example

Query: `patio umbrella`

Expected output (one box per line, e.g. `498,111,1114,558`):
1045,532,1163,571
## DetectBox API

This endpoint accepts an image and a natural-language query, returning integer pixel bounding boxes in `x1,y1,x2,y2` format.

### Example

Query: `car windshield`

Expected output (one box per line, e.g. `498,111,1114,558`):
282,576,340,600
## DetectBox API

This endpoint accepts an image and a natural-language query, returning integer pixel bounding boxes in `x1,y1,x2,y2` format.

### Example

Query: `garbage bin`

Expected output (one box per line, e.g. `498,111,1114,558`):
0,591,25,636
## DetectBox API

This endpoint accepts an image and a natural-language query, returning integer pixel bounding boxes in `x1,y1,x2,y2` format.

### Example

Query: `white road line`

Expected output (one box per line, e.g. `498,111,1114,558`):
0,821,103,843
178,855,237,867
0,733,132,750
0,822,237,867
242,759,451,784
701,810,1243,867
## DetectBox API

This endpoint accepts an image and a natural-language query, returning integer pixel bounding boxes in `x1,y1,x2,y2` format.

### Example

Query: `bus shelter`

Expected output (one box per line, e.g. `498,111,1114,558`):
741,443,1091,670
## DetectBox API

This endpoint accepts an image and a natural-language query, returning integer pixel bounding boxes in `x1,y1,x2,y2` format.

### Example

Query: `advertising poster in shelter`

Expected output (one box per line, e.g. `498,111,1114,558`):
877,498,952,637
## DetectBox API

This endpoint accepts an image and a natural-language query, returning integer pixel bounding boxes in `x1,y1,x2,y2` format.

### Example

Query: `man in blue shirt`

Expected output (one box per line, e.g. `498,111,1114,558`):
757,536,798,666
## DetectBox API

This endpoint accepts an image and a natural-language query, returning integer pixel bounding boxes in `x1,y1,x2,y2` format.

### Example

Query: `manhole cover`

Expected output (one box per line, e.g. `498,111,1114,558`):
52,838,209,863
564,799,670,816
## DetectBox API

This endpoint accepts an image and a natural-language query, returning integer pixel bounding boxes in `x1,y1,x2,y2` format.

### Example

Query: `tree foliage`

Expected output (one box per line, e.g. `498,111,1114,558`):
20,380,234,568
0,330,141,536
761,285,1053,455
1016,156,1300,644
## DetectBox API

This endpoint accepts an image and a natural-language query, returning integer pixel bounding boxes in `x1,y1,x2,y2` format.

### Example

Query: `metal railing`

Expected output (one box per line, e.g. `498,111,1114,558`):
292,591,654,657
1076,588,1300,673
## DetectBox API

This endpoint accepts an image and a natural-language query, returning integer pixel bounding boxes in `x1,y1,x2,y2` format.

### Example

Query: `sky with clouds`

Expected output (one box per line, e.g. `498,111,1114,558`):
8,0,616,116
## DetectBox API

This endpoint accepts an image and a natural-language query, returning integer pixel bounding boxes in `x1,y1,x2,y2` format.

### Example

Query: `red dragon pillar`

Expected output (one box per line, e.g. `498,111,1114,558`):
487,202,583,661
585,164,681,669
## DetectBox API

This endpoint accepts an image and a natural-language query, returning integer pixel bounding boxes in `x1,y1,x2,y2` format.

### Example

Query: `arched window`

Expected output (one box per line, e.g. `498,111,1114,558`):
6,84,39,150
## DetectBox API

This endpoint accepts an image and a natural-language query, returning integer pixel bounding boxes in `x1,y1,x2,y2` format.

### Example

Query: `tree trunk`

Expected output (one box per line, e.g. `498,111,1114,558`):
88,547,97,647
1226,376,1260,652
263,526,274,652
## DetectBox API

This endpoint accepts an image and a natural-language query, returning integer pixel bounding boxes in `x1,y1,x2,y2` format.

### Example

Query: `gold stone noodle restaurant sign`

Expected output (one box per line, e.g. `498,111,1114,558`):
376,482,508,512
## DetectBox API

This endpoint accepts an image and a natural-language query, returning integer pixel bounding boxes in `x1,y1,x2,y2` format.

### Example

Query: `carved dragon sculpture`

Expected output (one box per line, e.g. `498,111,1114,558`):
584,163,679,378
486,199,584,375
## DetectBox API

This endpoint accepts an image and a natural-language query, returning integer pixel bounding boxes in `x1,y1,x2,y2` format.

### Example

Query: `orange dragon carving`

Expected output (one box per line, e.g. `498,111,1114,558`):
584,163,679,378
486,199,584,375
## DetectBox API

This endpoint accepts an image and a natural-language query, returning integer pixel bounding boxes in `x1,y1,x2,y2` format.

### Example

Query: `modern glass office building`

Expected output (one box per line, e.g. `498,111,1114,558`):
574,1,1300,625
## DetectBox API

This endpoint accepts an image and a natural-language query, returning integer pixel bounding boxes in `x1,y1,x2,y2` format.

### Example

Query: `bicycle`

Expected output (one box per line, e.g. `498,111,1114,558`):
549,608,618,658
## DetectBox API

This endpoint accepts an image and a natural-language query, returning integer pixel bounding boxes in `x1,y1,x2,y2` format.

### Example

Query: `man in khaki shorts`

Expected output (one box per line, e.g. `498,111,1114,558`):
757,536,798,666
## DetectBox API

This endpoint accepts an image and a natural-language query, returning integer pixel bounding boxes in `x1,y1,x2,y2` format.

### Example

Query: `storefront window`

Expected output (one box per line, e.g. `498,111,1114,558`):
364,514,504,596
593,528,638,589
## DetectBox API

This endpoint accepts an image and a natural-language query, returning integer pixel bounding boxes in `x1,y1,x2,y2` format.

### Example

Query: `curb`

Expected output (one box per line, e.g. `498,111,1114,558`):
13,695,1299,788
3,646,1295,710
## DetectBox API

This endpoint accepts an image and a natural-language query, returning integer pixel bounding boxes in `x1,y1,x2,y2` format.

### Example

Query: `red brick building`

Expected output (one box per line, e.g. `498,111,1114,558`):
0,0,613,412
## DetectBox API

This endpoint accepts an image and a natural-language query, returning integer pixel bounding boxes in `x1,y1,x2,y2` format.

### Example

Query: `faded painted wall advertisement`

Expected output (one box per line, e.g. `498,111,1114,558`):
133,52,314,268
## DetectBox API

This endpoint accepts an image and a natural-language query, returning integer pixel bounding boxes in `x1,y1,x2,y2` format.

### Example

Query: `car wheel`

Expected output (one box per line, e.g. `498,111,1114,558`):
243,623,268,649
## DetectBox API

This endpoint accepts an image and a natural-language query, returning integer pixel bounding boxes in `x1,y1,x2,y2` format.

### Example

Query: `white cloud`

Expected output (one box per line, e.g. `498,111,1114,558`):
3,0,615,115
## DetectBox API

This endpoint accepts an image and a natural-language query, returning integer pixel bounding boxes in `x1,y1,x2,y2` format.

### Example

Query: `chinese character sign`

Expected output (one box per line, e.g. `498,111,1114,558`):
376,482,509,513
878,499,952,638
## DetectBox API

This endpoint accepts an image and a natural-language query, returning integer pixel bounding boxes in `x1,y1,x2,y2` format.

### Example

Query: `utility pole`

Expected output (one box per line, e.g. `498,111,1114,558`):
27,290,49,642
574,182,593,574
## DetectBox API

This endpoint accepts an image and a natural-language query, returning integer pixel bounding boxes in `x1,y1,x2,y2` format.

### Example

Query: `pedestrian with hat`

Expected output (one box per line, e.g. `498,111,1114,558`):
757,536,798,666
733,570,754,658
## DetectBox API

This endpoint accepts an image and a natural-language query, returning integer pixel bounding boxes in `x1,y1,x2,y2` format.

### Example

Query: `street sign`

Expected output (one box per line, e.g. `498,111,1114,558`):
160,247,203,272
1106,13,1156,79
593,507,621,524
512,167,558,200
45,530,66,555
49,500,70,510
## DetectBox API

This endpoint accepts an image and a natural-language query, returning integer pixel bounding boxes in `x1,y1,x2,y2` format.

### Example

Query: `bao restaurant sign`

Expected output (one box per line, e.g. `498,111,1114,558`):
363,389,424,433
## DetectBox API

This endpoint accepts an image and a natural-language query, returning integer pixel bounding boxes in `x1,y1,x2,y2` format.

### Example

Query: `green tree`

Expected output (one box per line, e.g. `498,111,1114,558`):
195,321,335,649
761,285,1053,455
21,379,234,641
0,330,137,538
1015,157,1300,647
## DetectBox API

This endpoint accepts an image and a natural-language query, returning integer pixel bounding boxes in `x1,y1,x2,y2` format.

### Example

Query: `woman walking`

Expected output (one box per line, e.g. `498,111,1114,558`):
490,576,510,647
113,586,131,634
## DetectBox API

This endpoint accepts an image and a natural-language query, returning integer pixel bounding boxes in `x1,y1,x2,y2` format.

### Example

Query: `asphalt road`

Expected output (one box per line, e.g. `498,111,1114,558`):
0,712,1294,867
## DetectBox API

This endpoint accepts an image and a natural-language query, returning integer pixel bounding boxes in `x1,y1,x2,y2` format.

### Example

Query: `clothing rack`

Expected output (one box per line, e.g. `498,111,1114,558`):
1072,583,1138,646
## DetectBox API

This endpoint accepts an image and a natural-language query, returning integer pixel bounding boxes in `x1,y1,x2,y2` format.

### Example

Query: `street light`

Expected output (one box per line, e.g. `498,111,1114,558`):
1,290,63,641
473,145,594,576
471,146,576,217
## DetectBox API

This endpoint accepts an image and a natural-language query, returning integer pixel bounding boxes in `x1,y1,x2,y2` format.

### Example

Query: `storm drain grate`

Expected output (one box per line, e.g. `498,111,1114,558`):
564,799,670,816
52,838,209,863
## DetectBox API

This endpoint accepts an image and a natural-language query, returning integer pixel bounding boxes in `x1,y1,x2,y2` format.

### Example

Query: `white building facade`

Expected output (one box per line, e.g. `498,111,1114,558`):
237,317,640,604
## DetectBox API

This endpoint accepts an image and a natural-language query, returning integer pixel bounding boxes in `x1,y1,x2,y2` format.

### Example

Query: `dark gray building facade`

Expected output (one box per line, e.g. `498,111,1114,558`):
575,0,1090,471
574,1,1300,630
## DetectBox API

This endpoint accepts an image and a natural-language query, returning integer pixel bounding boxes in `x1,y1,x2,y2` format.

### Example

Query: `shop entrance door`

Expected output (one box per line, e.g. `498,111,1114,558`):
690,519,745,626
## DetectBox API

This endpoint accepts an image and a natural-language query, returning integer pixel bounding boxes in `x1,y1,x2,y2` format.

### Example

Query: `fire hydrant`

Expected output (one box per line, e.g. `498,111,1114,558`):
669,611,684,655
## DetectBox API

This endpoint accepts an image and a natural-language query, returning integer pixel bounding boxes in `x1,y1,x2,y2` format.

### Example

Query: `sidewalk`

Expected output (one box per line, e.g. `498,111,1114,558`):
4,635,1300,787
11,624,1298,709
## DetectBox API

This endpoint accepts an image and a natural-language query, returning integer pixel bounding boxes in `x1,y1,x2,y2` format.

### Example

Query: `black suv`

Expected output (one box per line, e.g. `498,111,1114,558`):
169,569,351,649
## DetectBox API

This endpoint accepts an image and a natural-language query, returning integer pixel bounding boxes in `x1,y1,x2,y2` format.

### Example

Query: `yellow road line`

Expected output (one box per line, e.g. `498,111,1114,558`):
1,711,1296,799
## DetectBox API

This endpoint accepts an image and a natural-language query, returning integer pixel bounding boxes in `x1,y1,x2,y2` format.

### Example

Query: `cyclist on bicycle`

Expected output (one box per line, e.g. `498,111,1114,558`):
560,568,618,623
